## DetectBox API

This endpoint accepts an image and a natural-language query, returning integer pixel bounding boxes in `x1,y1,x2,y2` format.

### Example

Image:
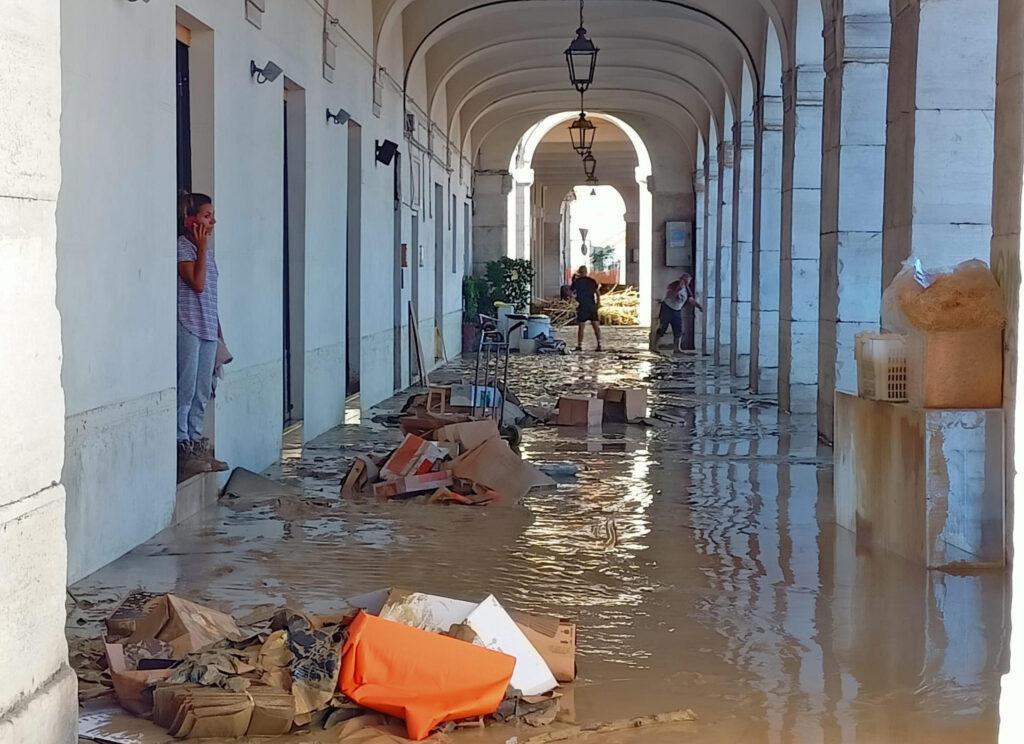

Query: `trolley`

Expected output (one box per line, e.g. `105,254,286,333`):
473,313,523,448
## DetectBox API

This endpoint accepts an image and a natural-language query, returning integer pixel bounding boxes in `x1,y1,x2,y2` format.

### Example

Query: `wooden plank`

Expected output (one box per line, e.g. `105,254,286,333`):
409,300,429,386
176,23,192,46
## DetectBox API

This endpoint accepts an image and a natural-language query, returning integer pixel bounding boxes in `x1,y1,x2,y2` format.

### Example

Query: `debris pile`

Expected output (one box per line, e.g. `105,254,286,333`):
342,420,554,505
533,286,640,326
79,587,585,741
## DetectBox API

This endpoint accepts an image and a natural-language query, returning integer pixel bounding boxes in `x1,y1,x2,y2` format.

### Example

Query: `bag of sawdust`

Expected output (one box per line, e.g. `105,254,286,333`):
882,258,1005,332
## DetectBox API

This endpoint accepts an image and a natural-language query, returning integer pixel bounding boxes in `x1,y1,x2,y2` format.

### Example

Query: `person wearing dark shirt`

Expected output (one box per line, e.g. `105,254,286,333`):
571,265,602,351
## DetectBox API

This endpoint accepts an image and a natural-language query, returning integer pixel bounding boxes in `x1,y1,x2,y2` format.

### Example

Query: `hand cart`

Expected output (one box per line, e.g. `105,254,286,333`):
473,313,524,448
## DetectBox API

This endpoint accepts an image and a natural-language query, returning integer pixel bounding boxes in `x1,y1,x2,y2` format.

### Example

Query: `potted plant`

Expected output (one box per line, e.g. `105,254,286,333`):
462,275,488,353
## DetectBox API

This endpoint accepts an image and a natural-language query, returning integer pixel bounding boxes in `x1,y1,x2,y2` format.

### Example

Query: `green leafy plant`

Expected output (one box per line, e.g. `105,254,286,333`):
590,245,616,271
462,275,487,319
485,257,535,311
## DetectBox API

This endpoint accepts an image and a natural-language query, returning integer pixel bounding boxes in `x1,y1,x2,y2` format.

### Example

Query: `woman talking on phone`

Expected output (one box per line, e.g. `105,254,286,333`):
176,192,228,479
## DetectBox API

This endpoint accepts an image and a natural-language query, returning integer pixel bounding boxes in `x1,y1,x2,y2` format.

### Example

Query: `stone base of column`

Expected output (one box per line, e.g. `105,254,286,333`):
787,383,818,414
0,668,78,744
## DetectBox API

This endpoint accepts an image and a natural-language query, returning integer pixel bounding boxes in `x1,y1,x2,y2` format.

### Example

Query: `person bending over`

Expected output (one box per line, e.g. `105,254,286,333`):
571,266,602,352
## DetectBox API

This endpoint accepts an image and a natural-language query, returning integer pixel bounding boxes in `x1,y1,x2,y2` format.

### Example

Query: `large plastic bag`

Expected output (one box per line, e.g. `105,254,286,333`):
339,612,515,740
882,258,1005,333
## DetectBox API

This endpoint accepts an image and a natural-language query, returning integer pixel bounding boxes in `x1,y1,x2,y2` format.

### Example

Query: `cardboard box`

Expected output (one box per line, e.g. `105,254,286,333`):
598,387,648,423
380,434,447,480
555,396,604,427
905,328,1003,408
373,471,453,498
510,611,578,683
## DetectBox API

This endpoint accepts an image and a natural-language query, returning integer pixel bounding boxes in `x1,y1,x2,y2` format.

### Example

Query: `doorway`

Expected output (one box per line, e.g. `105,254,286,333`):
345,121,362,399
393,152,403,391
409,213,421,383
434,183,445,361
282,82,306,428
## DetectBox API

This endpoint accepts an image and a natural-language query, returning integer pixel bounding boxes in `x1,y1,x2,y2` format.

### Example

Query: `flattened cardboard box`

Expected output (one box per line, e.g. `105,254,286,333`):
509,610,578,683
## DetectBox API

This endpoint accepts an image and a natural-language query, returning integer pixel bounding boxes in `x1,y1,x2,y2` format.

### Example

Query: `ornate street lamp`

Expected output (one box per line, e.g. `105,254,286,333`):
568,107,596,156
565,0,598,94
582,152,597,180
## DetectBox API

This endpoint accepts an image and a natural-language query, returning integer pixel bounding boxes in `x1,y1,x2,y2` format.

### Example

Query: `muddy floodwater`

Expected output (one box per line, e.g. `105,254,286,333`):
71,328,1008,743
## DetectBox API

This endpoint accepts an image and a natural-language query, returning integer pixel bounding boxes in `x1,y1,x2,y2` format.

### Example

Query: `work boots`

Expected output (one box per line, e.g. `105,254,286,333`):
194,438,229,472
177,440,212,482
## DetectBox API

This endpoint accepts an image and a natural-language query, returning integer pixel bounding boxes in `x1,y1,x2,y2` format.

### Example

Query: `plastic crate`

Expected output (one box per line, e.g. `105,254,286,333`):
855,332,908,402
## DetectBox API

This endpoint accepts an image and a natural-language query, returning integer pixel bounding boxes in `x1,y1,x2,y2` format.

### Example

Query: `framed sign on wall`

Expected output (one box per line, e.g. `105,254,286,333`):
665,221,691,267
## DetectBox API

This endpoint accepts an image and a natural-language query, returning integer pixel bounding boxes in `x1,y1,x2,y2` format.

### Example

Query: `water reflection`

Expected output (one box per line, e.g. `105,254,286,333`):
69,328,1007,743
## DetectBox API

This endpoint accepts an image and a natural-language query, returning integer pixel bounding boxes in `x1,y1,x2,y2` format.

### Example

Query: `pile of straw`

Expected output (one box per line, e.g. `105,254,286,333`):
533,286,640,326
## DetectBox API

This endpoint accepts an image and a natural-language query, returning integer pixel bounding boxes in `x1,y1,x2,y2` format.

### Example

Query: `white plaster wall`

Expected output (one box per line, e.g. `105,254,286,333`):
0,1,78,740
55,0,470,580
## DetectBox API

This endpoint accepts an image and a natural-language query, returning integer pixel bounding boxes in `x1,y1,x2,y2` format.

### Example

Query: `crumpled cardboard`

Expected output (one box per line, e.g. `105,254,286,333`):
597,387,648,423
449,437,554,501
342,455,381,497
509,610,578,683
381,434,448,481
120,594,247,658
428,419,500,452
373,471,453,498
104,642,174,717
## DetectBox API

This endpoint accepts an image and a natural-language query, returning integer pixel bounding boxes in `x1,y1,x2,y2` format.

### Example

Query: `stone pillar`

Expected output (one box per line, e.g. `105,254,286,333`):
702,152,720,355
992,0,1024,729
471,170,512,275
514,181,528,260
0,2,78,741
779,64,825,413
693,167,706,352
881,0,997,283
731,121,755,377
818,8,891,440
715,140,734,365
751,95,784,393
542,205,562,299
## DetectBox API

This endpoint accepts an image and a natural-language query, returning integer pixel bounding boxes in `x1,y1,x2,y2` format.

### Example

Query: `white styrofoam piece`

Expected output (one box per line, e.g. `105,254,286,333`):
465,595,559,696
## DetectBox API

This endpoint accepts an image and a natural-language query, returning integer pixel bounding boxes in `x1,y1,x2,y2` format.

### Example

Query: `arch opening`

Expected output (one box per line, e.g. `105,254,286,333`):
506,111,655,325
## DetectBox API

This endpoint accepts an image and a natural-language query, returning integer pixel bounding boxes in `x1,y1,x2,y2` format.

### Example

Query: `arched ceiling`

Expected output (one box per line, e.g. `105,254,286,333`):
369,0,800,174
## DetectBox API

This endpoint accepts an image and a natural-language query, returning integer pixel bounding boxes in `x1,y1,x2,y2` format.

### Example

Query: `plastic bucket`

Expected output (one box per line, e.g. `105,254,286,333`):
527,314,552,339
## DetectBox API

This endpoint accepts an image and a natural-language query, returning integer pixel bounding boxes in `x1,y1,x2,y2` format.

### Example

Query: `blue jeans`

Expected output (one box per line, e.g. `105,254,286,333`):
177,322,217,442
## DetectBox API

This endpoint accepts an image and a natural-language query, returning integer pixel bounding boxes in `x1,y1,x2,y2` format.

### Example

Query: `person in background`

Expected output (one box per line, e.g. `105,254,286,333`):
177,191,228,480
571,265,603,352
654,272,702,353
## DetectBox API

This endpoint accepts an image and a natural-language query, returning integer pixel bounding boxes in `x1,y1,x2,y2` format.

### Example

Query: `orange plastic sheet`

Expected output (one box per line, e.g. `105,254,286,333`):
339,612,515,740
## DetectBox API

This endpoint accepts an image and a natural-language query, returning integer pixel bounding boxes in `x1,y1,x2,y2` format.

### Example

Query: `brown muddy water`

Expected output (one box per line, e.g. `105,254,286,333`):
71,328,1008,743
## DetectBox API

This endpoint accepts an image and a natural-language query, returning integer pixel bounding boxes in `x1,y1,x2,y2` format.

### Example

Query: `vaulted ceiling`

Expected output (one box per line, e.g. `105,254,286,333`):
366,0,803,187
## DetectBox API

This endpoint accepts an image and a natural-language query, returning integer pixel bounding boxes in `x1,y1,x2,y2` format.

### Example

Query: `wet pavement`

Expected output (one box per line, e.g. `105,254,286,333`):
70,327,1009,743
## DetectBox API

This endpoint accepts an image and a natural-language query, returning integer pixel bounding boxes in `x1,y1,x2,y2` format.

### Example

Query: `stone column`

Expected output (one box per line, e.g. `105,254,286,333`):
471,170,512,275
702,151,720,356
779,64,825,413
818,8,891,440
514,181,529,259
881,0,997,282
625,221,640,286
542,204,562,299
0,2,77,741
992,0,1024,728
715,140,734,365
694,167,706,352
751,95,784,393
731,121,755,377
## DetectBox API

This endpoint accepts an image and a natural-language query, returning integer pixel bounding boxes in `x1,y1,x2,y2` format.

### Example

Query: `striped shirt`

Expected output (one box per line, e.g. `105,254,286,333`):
177,234,219,341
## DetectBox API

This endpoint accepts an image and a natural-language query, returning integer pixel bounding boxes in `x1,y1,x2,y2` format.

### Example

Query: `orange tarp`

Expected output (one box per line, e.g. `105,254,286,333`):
339,612,515,740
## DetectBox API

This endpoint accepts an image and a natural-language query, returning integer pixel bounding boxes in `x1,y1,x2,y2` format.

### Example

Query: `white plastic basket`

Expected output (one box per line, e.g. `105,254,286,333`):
855,332,908,402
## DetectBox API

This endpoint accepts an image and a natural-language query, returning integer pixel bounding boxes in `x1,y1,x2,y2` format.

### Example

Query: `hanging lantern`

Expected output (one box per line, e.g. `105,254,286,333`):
582,152,597,179
569,112,596,156
565,0,598,93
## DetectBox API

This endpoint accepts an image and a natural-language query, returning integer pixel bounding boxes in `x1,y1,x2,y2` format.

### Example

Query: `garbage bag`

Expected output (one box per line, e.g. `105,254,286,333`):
882,258,1005,333
339,612,515,741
